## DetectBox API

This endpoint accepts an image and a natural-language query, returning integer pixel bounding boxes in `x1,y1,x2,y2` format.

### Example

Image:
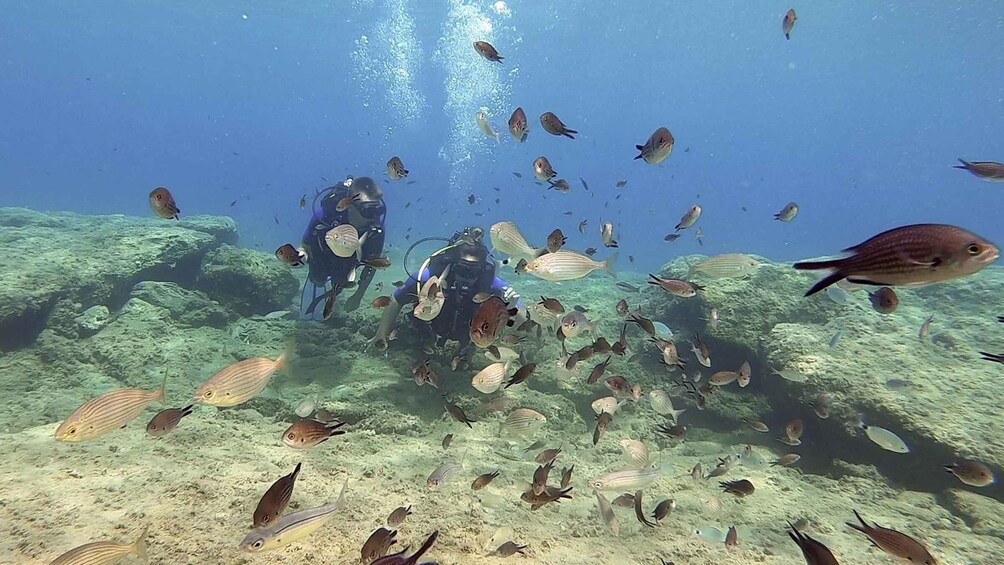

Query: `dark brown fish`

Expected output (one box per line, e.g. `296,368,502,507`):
664,233,682,242
282,419,347,449
361,527,398,563
612,493,635,507
392,280,405,288
508,107,528,142
363,256,392,269
470,296,517,348
412,359,439,389
495,541,527,557
299,194,307,209
788,522,839,565
846,510,936,564
520,485,572,510
471,469,500,490
275,244,305,267
616,180,628,188
954,158,1004,181
538,296,565,315
627,312,656,337
793,224,1000,296
593,337,612,353
725,525,738,548
441,434,453,449
372,296,392,309
547,229,567,253
633,490,657,528
443,396,476,428
540,112,577,139
868,287,898,314
656,423,687,439
370,531,439,565
505,363,537,389
652,499,675,523
322,291,335,320
615,299,629,316
145,405,193,437
560,465,574,489
604,375,630,396
593,412,613,445
387,505,412,528
532,460,554,496
720,479,755,497
584,247,597,256
336,193,361,212
587,356,612,385
149,187,180,219
253,462,302,528
473,41,503,62
536,448,561,465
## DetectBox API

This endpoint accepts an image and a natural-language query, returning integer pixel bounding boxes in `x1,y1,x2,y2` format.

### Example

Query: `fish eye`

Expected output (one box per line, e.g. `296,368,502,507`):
204,390,214,398
967,243,982,256
252,540,263,549
261,515,270,524
67,427,76,435
481,322,490,331
286,432,296,440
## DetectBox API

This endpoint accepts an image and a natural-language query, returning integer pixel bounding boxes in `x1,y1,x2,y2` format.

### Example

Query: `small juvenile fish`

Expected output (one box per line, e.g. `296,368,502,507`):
783,8,798,40
647,274,703,297
361,527,398,563
194,354,286,407
846,510,937,564
655,423,687,439
149,187,180,219
540,112,577,139
595,491,619,536
593,412,614,445
869,287,899,314
944,460,995,487
386,156,408,180
829,328,844,348
335,193,361,212
275,243,305,267
471,469,500,490
473,40,503,63
774,202,799,222
363,257,392,269
495,541,528,557
690,463,703,481
578,219,588,234
652,499,676,523
919,314,934,341
299,194,307,209
742,418,769,433
508,107,528,142
616,180,628,188
738,361,752,388
50,528,149,565
783,418,804,445
444,396,476,428
811,393,833,419
953,158,1004,181
476,106,501,143
532,156,557,182
675,205,701,231
691,334,712,367
441,433,453,450
725,525,739,548
282,419,347,449
387,505,412,527
634,127,674,165
240,479,348,552
860,421,909,453
254,462,303,528
546,228,567,253
560,465,574,489
145,405,193,437
664,233,682,242
56,380,166,442
427,460,463,490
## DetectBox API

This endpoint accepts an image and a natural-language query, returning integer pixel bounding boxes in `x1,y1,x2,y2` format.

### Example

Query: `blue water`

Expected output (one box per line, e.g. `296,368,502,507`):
3,1,1003,275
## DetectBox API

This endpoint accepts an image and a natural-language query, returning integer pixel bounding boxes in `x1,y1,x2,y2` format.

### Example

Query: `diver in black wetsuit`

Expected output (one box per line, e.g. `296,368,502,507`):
368,226,524,362
300,176,386,315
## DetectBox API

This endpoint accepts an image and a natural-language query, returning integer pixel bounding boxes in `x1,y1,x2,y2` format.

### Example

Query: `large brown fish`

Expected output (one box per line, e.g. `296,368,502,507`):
540,112,577,139
788,522,839,565
846,510,937,564
508,107,529,142
149,187,180,219
634,127,674,165
474,41,504,63
253,462,302,528
470,296,518,348
953,158,1004,181
793,224,999,296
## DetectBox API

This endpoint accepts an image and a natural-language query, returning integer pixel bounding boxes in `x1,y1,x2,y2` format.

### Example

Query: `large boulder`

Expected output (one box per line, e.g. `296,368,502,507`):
194,245,299,316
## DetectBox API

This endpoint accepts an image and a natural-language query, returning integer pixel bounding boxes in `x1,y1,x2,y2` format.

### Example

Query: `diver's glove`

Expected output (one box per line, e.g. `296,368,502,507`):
501,286,520,303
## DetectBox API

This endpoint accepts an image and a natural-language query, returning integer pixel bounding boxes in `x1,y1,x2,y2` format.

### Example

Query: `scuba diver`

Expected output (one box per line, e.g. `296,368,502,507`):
300,176,387,316
369,226,523,362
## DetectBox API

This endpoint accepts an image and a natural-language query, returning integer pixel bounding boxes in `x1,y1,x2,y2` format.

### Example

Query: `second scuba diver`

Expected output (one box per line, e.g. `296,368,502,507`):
300,176,387,316
369,226,524,365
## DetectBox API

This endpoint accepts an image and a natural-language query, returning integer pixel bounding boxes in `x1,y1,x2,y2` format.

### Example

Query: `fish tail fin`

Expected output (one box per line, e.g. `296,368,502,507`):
412,531,440,561
953,158,972,170
494,132,501,144
602,253,618,278
801,272,846,297
276,337,297,374
132,526,150,562
154,377,167,404
785,32,790,40
181,404,195,417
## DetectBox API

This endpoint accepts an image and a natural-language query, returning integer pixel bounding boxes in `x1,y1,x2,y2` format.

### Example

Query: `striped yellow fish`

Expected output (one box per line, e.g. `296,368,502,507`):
498,408,546,436
240,479,348,552
55,381,165,442
588,466,661,491
688,253,760,279
50,527,148,565
194,354,286,407
524,250,617,282
490,221,542,264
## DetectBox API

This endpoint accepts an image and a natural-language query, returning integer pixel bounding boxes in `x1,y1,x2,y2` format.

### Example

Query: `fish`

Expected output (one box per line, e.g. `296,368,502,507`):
580,178,590,190
372,296,392,309
648,390,686,423
719,479,755,497
589,466,661,491
536,448,562,465
829,328,844,349
919,315,934,341
412,359,439,389
619,439,650,468
470,296,518,348
472,361,510,394
387,505,412,527
533,156,557,182
859,420,909,453
548,178,571,192
55,380,166,442
709,371,739,386
695,227,704,246
444,396,476,428
794,224,1000,296
524,250,616,282
783,8,797,40
473,40,503,62
514,258,529,274
335,193,361,212
546,229,567,253
584,247,597,256
490,221,544,263
145,405,193,437
386,156,409,180
370,531,439,565
774,202,799,222
240,479,349,552
282,419,347,449
675,205,701,231
471,469,500,490
194,354,285,407
689,254,761,279
846,510,937,564
772,368,809,383
577,220,589,234
810,393,833,419
324,224,369,259
634,127,674,165
633,490,657,528
532,460,554,496
591,396,623,416
507,107,529,143
782,418,804,446
788,522,839,565
560,310,597,339
441,434,453,450
495,541,528,557
253,462,303,528
691,334,712,367
772,454,801,467
587,356,613,385
427,460,463,490
615,282,640,294
49,528,149,565
595,491,619,536
648,274,703,297
691,463,704,481
615,299,629,317
520,485,573,511
275,244,305,267
601,222,618,248
505,363,537,389
593,412,613,445
475,106,501,143
652,499,676,523
361,527,398,563
499,408,546,436
149,187,180,219
738,361,752,388
560,466,574,489
539,112,577,139
299,194,307,209
742,418,769,433
944,460,995,487
363,256,392,269
616,180,628,188
953,158,1004,181
868,287,899,314
663,233,681,243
